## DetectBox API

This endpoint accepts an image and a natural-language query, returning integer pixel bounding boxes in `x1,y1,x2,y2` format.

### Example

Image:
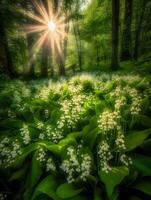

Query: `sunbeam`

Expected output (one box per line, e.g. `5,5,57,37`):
24,0,66,59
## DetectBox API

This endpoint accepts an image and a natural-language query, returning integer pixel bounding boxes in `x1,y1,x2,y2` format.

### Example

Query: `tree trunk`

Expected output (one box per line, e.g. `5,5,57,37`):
0,21,14,78
41,45,48,77
73,23,82,71
133,1,147,61
26,35,35,76
111,0,120,70
54,0,66,76
121,0,133,61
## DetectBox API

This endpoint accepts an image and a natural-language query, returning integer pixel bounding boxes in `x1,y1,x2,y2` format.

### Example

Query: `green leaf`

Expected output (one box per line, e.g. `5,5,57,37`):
38,141,61,155
0,119,23,129
131,154,151,176
133,180,151,196
99,166,129,197
125,129,151,151
32,175,61,200
95,101,106,115
9,166,27,181
82,116,98,149
56,183,83,199
138,115,151,128
12,143,40,168
29,152,42,189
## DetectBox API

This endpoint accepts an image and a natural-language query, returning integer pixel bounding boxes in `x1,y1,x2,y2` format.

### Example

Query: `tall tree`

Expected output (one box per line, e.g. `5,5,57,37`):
54,0,66,75
0,0,18,78
111,0,120,70
133,0,147,60
0,21,14,78
121,0,133,61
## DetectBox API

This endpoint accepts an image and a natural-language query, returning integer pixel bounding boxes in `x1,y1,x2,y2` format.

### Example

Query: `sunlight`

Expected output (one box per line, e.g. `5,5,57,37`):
48,21,56,32
24,0,66,59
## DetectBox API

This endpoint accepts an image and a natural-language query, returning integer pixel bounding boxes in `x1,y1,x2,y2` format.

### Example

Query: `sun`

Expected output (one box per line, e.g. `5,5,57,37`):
24,0,67,59
48,21,56,32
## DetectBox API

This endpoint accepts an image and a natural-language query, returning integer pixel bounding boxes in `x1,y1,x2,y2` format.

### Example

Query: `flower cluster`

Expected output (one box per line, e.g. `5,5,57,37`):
46,125,63,143
80,154,91,181
59,94,86,129
98,110,119,133
20,124,31,145
60,147,79,183
37,121,44,130
115,128,126,150
98,141,112,173
0,138,21,167
120,154,132,166
46,157,56,172
114,97,126,111
36,148,46,163
61,147,92,183
130,95,142,115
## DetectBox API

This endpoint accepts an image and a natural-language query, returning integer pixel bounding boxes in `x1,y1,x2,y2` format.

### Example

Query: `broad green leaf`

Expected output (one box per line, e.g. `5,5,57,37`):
133,180,151,196
0,119,23,129
29,152,42,189
56,183,83,199
95,101,106,114
9,166,27,181
38,141,61,155
83,127,98,150
138,115,151,128
12,143,40,168
131,154,151,176
58,135,77,149
125,129,151,151
32,175,61,200
82,116,98,148
99,166,129,197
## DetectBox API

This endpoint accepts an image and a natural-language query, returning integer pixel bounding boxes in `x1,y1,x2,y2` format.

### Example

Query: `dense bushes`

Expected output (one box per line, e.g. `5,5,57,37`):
0,73,151,200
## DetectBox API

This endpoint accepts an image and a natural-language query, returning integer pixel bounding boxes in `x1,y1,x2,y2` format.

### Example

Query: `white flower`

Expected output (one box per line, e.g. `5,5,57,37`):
98,141,112,173
37,121,44,129
120,154,132,166
36,148,46,163
20,124,31,145
46,125,63,143
115,128,126,150
80,154,91,181
98,110,120,133
46,158,56,171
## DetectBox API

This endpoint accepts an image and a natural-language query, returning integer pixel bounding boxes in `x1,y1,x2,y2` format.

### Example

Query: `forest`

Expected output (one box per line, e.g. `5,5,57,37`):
0,0,151,200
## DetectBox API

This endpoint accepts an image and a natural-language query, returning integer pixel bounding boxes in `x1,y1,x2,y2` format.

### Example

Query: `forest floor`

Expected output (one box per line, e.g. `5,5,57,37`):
0,61,151,200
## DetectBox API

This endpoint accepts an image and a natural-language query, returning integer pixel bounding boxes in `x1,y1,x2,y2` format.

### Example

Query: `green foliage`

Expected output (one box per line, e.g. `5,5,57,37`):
0,73,151,199
99,166,129,198
56,183,83,199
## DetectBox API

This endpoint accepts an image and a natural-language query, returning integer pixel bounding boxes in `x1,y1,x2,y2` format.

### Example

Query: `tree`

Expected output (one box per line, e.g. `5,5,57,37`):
54,0,66,76
111,0,120,70
0,0,19,78
121,0,133,61
133,0,147,60
0,20,14,78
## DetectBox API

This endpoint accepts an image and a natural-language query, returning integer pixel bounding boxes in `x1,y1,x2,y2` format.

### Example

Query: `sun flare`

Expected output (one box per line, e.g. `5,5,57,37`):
48,21,56,32
24,0,67,59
